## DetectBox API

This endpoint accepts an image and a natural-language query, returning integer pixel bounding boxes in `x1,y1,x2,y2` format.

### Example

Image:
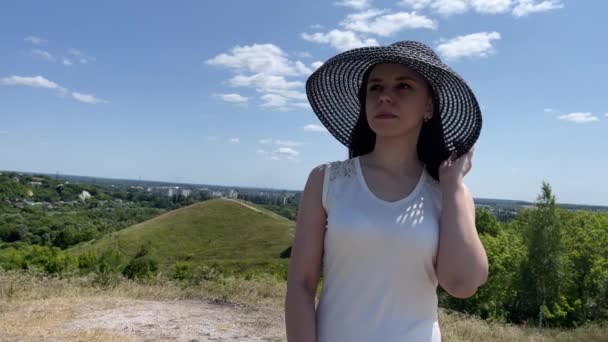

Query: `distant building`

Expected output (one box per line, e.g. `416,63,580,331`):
228,189,238,199
180,189,191,197
78,191,92,202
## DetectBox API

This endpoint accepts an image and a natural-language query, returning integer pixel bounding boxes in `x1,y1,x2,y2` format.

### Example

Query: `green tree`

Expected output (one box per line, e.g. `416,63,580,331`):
519,182,567,328
476,207,500,236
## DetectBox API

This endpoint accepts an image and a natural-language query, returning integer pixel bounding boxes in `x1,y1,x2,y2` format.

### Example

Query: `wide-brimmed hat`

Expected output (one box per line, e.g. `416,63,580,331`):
306,40,482,160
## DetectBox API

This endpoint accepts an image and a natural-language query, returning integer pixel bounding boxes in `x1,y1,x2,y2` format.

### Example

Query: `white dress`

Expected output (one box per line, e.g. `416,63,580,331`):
315,156,443,342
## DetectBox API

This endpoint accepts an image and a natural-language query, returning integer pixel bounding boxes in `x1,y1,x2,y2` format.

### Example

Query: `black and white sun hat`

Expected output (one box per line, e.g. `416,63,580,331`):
306,40,482,166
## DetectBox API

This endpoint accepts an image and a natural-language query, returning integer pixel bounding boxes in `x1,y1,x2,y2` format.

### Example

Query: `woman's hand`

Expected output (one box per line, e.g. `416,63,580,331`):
438,145,475,192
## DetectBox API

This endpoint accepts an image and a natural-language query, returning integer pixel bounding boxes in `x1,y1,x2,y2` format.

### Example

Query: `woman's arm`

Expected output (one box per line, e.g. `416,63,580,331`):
435,148,489,298
285,165,327,342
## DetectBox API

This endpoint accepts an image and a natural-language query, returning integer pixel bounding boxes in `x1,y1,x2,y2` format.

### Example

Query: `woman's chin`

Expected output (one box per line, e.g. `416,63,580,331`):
371,125,420,138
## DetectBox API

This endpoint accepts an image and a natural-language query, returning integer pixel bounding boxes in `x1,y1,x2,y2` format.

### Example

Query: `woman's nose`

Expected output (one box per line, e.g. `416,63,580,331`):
379,92,392,104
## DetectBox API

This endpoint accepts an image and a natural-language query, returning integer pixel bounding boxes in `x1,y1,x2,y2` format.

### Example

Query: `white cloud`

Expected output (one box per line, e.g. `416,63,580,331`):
398,0,433,10
303,124,329,132
341,9,437,36
605,113,608,118
259,139,272,144
62,58,73,66
276,147,300,159
206,44,310,77
310,24,324,30
431,0,469,16
68,49,95,64
544,108,554,113
436,31,501,60
229,73,307,109
258,141,304,161
215,93,249,103
68,49,83,56
558,112,599,124
229,74,303,93
208,43,317,111
428,0,513,16
257,147,300,161
512,0,563,17
335,0,371,10
311,61,324,70
1,76,106,103
275,140,304,147
273,89,307,100
295,51,313,58
31,49,56,62
261,94,289,109
71,92,106,104
400,0,558,17
24,36,47,45
302,29,379,51
470,0,513,14
292,102,312,110
261,147,299,161
229,138,240,143
1,75,61,89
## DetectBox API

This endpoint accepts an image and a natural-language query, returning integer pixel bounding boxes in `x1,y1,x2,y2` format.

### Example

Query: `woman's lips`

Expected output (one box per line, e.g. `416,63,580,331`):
374,112,398,119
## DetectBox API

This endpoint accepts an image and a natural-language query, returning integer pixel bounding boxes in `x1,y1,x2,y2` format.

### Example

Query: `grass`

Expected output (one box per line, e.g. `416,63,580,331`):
20,199,604,340
1,271,606,342
70,198,295,269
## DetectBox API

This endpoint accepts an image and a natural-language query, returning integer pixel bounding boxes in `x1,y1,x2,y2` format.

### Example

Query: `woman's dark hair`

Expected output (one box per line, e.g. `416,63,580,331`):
348,64,450,181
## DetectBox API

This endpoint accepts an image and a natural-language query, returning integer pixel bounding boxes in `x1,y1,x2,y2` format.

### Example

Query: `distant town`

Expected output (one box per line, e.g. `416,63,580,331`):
3,170,608,222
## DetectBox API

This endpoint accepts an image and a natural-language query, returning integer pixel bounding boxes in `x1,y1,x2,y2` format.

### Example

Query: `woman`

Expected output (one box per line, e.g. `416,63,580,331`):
285,41,489,341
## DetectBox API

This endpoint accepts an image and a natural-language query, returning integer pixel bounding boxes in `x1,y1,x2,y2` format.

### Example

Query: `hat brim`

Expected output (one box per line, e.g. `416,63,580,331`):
306,43,482,158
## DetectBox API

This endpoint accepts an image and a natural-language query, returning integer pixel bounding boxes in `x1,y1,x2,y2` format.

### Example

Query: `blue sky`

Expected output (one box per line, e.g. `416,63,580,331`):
1,0,607,206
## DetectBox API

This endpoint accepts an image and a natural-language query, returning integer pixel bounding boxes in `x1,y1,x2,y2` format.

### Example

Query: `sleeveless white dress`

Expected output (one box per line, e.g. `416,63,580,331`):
315,156,443,342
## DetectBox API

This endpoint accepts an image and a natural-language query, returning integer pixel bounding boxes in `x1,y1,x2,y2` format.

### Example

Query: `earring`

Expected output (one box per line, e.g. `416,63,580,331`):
424,117,430,123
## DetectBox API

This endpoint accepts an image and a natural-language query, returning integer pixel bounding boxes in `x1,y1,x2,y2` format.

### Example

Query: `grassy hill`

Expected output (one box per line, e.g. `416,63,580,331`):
70,198,295,273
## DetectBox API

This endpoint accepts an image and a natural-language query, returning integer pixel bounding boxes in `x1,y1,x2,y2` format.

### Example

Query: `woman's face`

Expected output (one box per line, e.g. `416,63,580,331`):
365,63,433,139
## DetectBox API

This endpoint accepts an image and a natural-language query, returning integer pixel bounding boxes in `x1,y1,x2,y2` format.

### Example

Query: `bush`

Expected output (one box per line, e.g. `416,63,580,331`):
279,246,291,258
121,244,159,280
77,252,97,273
200,264,220,281
122,255,159,280
172,261,194,282
0,245,76,275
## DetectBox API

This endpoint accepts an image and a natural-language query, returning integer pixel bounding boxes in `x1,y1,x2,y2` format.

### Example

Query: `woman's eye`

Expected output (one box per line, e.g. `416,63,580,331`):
397,83,411,89
369,84,381,91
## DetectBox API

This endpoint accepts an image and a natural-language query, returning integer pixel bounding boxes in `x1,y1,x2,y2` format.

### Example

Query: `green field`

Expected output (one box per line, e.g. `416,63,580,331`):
71,198,295,274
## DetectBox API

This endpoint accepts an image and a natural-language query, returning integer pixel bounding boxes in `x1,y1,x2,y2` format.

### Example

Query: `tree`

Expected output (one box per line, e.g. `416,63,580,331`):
520,182,567,328
476,208,500,236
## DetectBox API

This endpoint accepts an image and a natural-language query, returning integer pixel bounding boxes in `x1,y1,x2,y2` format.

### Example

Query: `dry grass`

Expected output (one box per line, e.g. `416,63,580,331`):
438,309,607,342
1,271,606,341
0,295,131,341
0,271,286,341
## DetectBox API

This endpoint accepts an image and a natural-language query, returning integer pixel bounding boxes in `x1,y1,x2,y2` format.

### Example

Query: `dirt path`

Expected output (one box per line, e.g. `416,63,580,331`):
225,198,261,213
1,297,285,341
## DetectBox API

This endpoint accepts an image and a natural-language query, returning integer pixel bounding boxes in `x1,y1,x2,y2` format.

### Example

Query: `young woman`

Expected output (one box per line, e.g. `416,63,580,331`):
285,41,488,342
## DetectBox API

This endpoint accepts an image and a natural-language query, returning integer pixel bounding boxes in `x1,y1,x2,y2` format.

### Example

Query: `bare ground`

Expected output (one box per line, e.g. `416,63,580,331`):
0,296,285,342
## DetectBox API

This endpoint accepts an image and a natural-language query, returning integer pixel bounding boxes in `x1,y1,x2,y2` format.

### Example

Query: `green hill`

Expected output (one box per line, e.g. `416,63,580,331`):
71,198,295,271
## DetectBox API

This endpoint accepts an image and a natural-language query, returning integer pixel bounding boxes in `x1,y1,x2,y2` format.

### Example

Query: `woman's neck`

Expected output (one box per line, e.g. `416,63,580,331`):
363,135,424,177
